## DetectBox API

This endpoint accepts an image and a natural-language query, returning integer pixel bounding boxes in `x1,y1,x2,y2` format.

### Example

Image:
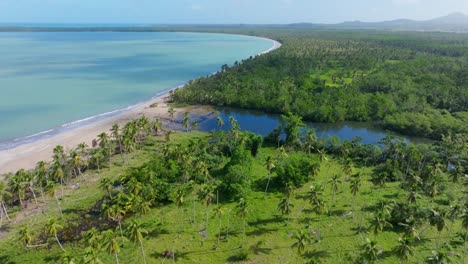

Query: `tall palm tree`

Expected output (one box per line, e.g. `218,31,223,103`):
236,198,249,241
45,217,65,252
370,211,392,238
126,220,148,264
101,229,121,264
0,181,12,225
83,246,103,264
328,174,342,208
264,156,275,195
214,205,225,249
350,174,361,212
361,238,381,263
429,208,447,249
9,171,26,209
197,184,216,228
45,181,63,217
99,177,114,198
393,237,414,263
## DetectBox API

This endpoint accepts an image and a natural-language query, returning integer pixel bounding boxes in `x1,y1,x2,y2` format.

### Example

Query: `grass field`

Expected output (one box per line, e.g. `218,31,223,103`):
0,130,465,264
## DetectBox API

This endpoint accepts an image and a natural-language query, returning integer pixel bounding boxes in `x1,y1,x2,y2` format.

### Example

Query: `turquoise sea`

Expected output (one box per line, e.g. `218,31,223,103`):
0,32,274,149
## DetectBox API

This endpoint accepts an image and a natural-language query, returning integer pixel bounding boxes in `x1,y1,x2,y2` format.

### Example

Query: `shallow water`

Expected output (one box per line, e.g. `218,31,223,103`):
0,32,273,148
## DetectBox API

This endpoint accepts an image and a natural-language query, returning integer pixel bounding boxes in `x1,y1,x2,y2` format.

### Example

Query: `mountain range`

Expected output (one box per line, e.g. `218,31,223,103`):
289,12,468,32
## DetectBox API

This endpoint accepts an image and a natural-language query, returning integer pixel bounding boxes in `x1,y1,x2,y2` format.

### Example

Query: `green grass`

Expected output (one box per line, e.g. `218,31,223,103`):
0,132,465,263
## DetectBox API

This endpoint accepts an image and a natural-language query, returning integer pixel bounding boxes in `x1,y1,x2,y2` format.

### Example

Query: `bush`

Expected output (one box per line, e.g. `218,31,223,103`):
276,154,318,188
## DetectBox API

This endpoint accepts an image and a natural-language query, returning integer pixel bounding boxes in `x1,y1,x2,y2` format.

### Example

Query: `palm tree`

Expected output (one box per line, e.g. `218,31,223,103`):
291,230,311,255
172,185,188,230
328,174,341,208
236,198,249,241
83,246,103,264
429,208,447,249
214,205,225,249
126,220,148,264
18,225,32,247
393,237,414,263
45,217,65,252
9,171,26,209
0,181,12,225
99,177,114,198
370,211,392,238
101,229,121,264
264,156,275,195
46,180,63,217
278,196,294,225
102,203,126,237
309,184,327,239
197,184,216,228
350,174,361,212
98,132,113,169
361,238,381,263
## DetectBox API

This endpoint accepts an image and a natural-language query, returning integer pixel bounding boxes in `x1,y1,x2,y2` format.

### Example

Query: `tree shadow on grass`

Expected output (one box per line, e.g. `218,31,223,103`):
0,255,16,264
304,249,330,261
246,227,278,236
247,217,282,226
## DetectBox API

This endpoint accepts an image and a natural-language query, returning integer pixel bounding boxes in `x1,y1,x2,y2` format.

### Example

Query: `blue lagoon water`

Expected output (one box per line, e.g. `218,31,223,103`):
0,32,274,148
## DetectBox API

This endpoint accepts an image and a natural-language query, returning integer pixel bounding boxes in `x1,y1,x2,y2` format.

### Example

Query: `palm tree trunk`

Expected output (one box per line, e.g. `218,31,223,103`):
217,217,222,248
139,239,147,264
243,219,246,241
265,173,271,195
55,234,66,252
55,195,63,217
78,168,87,183
115,253,120,264
18,194,24,209
226,211,230,240
30,187,38,204
2,202,10,221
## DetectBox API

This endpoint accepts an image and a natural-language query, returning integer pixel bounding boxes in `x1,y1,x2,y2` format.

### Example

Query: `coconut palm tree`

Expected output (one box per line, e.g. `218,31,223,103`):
83,246,103,264
264,156,275,195
213,204,225,248
236,197,249,241
45,180,63,217
102,203,126,237
291,230,311,255
278,196,294,225
349,174,361,212
18,225,32,247
197,184,216,228
101,229,122,264
328,174,341,208
393,237,414,263
9,171,26,209
429,208,447,249
0,181,12,225
126,220,148,264
361,238,381,263
99,177,114,198
370,211,392,238
45,217,65,252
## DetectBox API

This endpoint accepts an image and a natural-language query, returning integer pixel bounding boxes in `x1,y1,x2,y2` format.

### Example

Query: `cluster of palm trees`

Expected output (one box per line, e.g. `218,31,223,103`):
269,121,468,262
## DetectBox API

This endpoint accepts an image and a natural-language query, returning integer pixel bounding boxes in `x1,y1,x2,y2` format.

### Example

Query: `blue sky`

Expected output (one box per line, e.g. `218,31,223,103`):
0,0,467,24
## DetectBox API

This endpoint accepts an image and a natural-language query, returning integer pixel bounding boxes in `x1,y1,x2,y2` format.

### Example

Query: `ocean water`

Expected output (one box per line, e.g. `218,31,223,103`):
0,32,273,148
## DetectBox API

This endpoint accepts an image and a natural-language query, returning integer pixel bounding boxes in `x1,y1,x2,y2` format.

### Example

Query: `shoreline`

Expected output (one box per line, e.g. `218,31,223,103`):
0,35,281,175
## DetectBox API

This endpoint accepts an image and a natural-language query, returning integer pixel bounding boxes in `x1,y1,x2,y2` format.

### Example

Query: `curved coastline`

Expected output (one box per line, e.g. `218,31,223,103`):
0,34,281,174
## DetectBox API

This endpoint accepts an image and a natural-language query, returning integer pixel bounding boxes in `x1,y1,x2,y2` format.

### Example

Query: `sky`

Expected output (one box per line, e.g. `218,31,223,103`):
0,0,467,24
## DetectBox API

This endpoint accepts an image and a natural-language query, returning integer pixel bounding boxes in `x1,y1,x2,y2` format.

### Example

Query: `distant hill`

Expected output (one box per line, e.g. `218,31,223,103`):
289,12,468,32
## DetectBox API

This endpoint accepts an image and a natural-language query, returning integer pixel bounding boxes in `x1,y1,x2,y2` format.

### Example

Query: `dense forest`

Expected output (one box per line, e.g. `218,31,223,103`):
171,29,468,139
